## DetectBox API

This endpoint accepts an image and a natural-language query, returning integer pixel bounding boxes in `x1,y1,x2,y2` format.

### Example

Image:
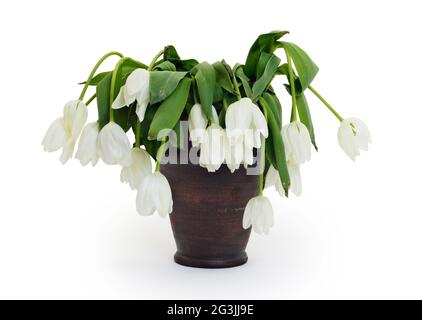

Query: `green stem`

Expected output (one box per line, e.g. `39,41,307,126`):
85,93,96,106
155,139,168,172
258,107,268,196
232,73,242,100
109,57,130,121
78,51,124,101
222,96,229,111
308,85,344,122
286,52,298,122
147,49,165,71
191,77,199,104
135,122,141,148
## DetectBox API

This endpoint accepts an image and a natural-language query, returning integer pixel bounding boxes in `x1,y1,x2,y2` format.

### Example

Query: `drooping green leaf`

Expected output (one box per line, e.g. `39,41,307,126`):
154,60,176,71
252,54,281,100
234,65,252,98
134,104,160,159
194,62,216,120
96,73,132,131
212,61,235,94
244,30,289,79
261,92,282,128
278,42,318,90
148,78,191,140
256,52,272,79
79,71,111,86
259,96,290,195
213,83,224,104
164,45,198,71
296,93,317,150
149,71,187,104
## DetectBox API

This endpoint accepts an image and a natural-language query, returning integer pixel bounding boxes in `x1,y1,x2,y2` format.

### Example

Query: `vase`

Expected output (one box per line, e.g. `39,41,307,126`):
160,162,259,268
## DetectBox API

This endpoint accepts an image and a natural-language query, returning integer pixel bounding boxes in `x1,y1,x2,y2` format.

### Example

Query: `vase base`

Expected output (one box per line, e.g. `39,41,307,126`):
173,252,248,269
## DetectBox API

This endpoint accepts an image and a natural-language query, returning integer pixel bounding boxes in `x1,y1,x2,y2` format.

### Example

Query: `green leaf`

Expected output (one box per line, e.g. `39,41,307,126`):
234,65,252,98
164,45,198,71
296,93,317,150
244,30,289,78
154,60,176,71
134,105,160,159
212,61,235,94
252,54,281,100
278,42,318,90
261,92,282,128
96,73,132,131
149,71,187,104
256,52,272,79
112,58,147,100
79,71,111,86
259,96,290,195
148,78,191,140
194,62,216,120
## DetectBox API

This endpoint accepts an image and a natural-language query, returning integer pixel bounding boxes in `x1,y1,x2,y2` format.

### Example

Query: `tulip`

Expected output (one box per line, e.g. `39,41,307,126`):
265,163,302,196
96,122,132,166
242,195,274,235
120,148,152,190
199,124,226,172
42,100,88,164
112,68,150,122
188,104,219,147
337,118,371,161
75,122,100,166
136,172,173,217
281,121,312,165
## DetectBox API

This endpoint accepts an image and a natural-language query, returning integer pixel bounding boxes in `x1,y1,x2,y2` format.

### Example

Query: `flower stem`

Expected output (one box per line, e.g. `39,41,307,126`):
135,122,141,148
155,139,168,172
85,93,97,106
286,52,298,122
232,73,242,100
258,107,268,196
147,49,165,71
78,51,124,101
308,85,344,122
109,57,129,122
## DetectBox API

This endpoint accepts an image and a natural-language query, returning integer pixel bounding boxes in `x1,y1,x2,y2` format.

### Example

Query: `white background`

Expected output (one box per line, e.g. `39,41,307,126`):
0,0,421,299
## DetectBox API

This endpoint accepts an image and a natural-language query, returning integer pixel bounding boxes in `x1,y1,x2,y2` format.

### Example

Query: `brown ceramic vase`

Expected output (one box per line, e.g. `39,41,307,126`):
160,162,259,268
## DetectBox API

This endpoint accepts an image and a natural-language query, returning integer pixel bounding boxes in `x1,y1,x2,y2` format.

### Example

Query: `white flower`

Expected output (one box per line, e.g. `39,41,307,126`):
199,124,226,172
112,68,150,122
120,148,152,190
225,97,268,149
265,163,302,196
281,121,312,165
188,103,218,147
338,118,371,161
96,122,132,166
242,195,274,235
42,100,88,164
136,172,173,217
75,122,100,166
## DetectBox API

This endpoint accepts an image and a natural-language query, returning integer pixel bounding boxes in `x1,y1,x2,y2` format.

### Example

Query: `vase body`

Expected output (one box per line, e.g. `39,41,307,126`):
161,163,259,268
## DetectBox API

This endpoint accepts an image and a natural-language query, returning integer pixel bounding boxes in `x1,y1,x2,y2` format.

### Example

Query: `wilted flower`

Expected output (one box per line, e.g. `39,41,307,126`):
242,195,274,235
337,118,371,161
42,100,88,164
112,68,150,122
188,103,218,147
75,122,100,166
120,148,152,190
281,121,312,165
265,163,302,196
136,172,173,217
96,122,131,166
199,124,227,172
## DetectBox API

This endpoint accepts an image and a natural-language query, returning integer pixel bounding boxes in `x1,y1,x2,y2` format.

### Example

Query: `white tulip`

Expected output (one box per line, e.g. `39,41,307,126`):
112,68,150,122
265,163,302,197
42,100,88,164
199,124,226,172
136,172,173,217
281,121,312,165
337,118,371,161
120,148,152,190
242,195,274,235
96,122,132,166
75,122,100,166
188,104,219,147
225,97,268,148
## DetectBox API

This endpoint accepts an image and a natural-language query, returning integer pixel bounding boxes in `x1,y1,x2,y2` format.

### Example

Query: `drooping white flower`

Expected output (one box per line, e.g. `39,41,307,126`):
242,195,274,235
42,100,88,164
281,121,312,165
225,97,268,148
112,68,150,122
75,122,100,166
96,121,131,166
136,172,173,217
120,148,152,190
199,124,226,172
265,163,302,197
188,103,219,147
337,118,371,161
